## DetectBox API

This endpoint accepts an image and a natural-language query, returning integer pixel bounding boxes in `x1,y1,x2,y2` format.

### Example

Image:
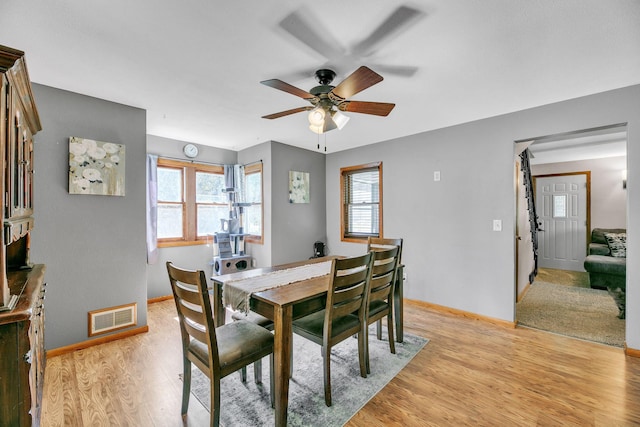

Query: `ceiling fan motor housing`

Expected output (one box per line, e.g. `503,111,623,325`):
314,69,336,85
310,84,336,111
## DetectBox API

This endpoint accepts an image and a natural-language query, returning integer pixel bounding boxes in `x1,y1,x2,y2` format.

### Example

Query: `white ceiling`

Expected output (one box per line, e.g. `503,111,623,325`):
2,1,639,154
528,126,627,165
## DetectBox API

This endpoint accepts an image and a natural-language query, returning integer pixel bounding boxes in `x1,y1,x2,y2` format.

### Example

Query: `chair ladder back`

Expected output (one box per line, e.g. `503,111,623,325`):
369,272,394,301
167,262,219,367
324,252,374,335
332,268,370,309
367,237,403,265
172,282,211,332
369,246,399,301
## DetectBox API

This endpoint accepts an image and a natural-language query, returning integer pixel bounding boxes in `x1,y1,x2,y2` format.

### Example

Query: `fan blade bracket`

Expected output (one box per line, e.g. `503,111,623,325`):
328,92,345,105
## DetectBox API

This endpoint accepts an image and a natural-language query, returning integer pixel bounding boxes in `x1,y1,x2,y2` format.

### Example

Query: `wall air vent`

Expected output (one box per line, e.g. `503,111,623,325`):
88,303,137,337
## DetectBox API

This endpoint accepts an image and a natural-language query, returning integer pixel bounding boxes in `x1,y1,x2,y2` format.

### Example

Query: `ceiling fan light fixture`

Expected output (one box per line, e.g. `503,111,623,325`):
309,123,324,134
332,110,350,130
323,114,337,132
308,107,325,127
308,108,340,134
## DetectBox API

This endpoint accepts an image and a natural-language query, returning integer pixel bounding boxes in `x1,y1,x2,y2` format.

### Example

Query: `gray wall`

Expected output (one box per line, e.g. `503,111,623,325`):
31,84,147,350
532,155,627,229
326,84,640,350
146,135,237,299
271,142,326,264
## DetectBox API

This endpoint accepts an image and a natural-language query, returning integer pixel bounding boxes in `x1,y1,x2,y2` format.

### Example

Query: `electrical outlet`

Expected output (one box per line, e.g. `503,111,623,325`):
434,171,441,181
493,219,502,231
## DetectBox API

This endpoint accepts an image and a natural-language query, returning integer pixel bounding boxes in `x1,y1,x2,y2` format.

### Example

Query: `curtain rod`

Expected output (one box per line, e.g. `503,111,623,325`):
151,154,262,168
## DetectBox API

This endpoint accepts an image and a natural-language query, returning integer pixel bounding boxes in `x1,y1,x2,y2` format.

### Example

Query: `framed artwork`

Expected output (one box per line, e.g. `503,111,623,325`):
289,170,310,203
69,137,126,196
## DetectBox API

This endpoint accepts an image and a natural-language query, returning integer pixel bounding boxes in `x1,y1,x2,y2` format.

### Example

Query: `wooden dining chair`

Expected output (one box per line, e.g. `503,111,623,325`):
166,262,275,426
364,245,400,374
367,237,403,333
291,252,374,406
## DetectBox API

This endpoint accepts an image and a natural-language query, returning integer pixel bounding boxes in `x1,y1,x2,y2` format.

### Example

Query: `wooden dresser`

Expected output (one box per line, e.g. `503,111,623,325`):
0,45,45,426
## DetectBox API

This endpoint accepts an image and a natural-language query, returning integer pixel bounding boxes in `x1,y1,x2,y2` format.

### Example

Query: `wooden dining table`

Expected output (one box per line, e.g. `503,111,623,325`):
210,255,404,426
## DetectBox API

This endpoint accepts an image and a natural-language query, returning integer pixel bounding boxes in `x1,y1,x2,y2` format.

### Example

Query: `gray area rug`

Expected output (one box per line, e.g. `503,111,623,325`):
181,326,428,426
517,281,624,347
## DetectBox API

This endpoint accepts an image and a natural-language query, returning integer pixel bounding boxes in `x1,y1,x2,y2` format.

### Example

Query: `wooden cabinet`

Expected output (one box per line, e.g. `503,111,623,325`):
0,266,46,426
0,46,44,426
1,46,40,280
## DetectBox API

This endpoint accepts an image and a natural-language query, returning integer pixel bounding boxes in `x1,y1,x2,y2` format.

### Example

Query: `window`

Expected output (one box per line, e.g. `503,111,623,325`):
553,194,567,218
341,162,383,242
244,162,263,244
157,158,226,246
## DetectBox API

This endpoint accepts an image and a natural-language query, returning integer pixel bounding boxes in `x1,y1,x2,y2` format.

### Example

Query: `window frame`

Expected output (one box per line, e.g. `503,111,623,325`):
243,162,264,244
340,161,383,243
156,158,225,247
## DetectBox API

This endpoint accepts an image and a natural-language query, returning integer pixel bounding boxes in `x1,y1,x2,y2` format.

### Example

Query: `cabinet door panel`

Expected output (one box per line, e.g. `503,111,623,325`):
0,323,22,426
6,84,34,221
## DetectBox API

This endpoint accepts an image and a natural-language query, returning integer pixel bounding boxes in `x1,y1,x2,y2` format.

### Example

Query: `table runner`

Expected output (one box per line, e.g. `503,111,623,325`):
224,261,332,313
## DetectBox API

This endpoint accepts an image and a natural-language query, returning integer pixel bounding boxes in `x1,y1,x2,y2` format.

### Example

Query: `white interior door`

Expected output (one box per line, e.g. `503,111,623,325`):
535,174,588,271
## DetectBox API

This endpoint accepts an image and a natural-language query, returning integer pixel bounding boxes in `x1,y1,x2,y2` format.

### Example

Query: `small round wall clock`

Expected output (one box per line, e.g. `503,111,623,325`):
183,143,199,158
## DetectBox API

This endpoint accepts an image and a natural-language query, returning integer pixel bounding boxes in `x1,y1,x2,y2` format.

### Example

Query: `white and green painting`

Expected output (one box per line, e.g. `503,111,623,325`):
69,137,125,196
289,170,310,203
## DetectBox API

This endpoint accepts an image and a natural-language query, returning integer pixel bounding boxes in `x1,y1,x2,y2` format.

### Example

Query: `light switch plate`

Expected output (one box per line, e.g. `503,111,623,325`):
493,219,502,231
434,171,441,181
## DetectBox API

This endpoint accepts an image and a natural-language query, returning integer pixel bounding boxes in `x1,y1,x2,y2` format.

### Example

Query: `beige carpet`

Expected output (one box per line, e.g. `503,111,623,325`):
517,280,625,347
536,267,590,288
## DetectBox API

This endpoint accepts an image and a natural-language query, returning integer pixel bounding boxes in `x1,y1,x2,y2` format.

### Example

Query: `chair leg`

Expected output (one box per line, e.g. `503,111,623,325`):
357,330,368,379
387,312,396,354
322,346,332,407
364,324,371,375
376,318,382,340
254,359,263,384
269,353,275,409
239,366,247,383
181,358,192,415
211,376,221,427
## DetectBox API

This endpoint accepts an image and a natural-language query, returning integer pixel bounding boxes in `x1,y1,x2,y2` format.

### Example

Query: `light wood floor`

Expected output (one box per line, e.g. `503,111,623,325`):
42,299,640,426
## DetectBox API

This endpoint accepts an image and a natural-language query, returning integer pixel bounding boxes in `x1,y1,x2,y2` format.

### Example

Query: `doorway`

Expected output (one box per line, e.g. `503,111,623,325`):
514,124,627,346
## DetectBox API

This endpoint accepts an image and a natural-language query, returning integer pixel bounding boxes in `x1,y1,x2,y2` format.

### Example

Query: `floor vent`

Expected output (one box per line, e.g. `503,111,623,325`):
88,303,137,337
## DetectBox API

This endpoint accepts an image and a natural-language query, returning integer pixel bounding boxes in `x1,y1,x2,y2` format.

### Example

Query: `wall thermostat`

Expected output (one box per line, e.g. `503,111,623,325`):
183,143,199,158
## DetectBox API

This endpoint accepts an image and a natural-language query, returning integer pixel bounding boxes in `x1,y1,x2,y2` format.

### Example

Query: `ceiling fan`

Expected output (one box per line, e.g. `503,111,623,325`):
260,66,395,134
278,5,425,81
